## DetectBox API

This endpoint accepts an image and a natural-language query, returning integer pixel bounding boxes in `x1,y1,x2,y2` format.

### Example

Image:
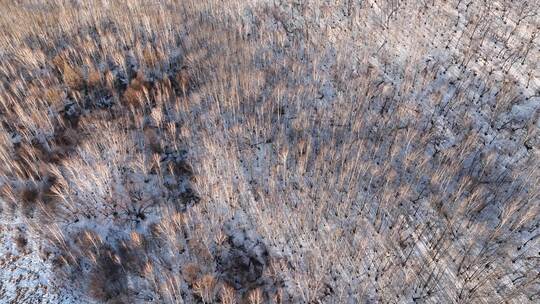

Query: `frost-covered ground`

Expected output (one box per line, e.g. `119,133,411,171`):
0,0,539,303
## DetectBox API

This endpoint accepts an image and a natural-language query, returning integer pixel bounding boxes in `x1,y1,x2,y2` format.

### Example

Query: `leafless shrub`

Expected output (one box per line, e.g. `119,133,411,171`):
220,283,238,304
0,0,538,303
62,62,85,91
175,66,190,96
14,234,28,251
217,223,270,292
88,245,130,302
182,262,202,286
193,274,217,303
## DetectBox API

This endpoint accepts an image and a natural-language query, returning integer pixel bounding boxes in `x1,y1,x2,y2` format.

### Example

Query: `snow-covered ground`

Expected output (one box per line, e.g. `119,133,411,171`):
0,0,538,303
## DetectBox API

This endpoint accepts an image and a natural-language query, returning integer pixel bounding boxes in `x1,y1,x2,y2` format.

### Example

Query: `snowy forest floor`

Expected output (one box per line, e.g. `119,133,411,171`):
0,0,539,303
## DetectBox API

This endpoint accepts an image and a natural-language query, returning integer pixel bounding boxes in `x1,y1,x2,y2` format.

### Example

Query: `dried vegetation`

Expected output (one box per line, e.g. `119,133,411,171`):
0,0,539,303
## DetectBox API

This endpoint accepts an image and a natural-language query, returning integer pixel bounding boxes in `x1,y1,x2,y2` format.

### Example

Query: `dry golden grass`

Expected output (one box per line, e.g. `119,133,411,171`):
0,0,538,303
